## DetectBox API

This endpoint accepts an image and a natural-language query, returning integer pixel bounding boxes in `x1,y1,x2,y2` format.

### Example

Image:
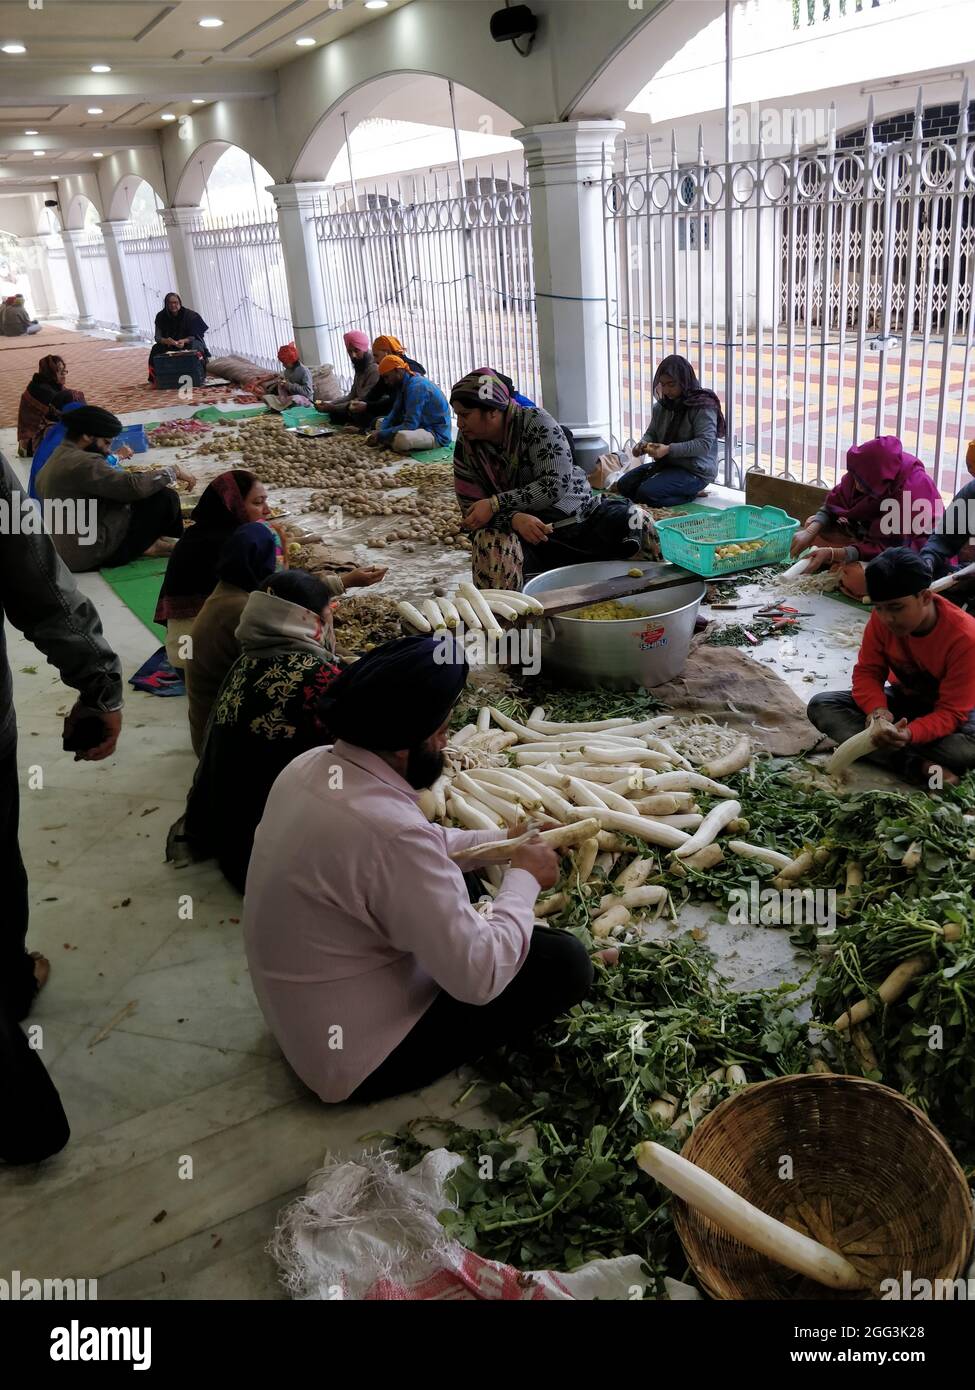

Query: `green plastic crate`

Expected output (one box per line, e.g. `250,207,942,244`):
654,505,799,578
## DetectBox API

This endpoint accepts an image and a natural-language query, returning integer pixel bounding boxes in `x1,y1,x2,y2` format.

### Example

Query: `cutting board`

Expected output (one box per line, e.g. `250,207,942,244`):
531,564,699,619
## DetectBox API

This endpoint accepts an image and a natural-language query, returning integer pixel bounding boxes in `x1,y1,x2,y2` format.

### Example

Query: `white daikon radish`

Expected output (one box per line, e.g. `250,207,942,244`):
644,771,738,797
635,1143,865,1291
687,1067,728,1120
486,707,543,741
727,840,793,870
658,814,704,829
534,891,568,918
489,598,521,622
700,734,752,779
630,793,683,817
594,851,617,876
417,788,438,821
572,836,600,885
647,1096,679,1126
454,596,482,631
591,902,631,938
563,805,690,849
396,600,431,633
596,884,667,914
673,800,742,859
780,556,813,581
526,715,637,735
644,736,694,772
563,776,634,814
468,768,544,808
614,857,656,891
725,1065,748,1088
438,598,461,629
529,707,546,724
452,772,524,827
826,724,879,778
674,842,724,870
478,589,544,614
476,706,492,733
421,598,448,631
447,791,499,832
833,954,929,1031
458,582,503,635
563,776,610,809
513,772,577,821
771,849,815,886
581,747,674,768
432,775,448,821
450,724,477,746
596,832,627,850
450,817,601,864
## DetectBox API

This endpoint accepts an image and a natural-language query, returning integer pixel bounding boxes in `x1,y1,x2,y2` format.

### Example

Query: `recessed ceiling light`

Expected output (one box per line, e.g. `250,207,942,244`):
87,107,104,115
192,99,206,105
161,113,176,121
91,64,111,73
364,1,390,9
295,36,316,46
93,152,104,158
198,16,223,27
33,150,44,157
2,43,27,55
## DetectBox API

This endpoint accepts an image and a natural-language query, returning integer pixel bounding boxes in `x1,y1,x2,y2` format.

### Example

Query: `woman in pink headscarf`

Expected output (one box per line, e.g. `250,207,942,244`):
316,330,380,425
791,436,943,598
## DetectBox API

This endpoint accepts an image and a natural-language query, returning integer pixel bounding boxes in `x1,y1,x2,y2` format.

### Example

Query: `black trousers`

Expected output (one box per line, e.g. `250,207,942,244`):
348,925,593,1104
0,742,70,1164
105,487,183,568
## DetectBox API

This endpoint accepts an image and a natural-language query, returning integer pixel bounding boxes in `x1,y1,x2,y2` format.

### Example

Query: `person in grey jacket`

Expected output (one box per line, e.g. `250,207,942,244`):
1,449,124,1163
36,404,195,572
920,475,975,609
611,355,725,507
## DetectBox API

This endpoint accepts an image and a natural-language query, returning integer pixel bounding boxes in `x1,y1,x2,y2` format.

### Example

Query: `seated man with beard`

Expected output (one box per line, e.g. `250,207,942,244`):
243,634,594,1104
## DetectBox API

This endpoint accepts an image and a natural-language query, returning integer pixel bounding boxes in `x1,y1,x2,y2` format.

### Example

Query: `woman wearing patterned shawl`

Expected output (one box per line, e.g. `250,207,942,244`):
451,369,660,590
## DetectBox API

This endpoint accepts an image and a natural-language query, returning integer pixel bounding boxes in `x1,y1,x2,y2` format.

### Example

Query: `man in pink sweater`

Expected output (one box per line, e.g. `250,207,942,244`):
243,635,594,1103
808,548,975,786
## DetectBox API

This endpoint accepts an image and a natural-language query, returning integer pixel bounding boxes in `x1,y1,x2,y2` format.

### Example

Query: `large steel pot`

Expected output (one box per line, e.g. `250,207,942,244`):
523,561,705,690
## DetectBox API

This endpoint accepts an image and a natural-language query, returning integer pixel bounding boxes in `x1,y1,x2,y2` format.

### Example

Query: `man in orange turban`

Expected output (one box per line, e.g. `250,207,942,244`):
365,357,451,453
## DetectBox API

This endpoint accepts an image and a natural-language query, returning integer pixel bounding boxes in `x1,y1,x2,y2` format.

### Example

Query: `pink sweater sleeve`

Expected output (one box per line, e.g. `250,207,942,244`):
372,823,536,1005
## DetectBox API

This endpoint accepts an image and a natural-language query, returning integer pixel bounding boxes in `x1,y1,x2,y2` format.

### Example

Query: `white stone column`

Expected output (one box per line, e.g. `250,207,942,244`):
161,207,205,313
60,228,94,329
20,236,56,319
99,220,142,340
515,121,625,466
268,182,331,368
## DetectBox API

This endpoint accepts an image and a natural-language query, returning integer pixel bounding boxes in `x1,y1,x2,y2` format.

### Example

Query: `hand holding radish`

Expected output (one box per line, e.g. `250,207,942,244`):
510,835,560,890
789,523,820,558
872,716,912,749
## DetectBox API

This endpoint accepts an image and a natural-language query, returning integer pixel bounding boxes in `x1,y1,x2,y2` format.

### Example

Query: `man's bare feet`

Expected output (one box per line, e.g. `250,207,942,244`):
143,538,177,559
30,951,50,990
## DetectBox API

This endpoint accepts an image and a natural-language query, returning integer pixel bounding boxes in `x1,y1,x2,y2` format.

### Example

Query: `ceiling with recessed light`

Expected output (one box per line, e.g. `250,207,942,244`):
0,0,407,184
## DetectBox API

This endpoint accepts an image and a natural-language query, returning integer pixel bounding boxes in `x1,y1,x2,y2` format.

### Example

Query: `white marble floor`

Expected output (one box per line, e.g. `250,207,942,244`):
0,417,876,1300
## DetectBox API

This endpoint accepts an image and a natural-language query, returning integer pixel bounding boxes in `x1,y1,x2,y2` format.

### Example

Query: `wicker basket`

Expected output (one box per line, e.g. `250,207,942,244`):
672,1074,972,1300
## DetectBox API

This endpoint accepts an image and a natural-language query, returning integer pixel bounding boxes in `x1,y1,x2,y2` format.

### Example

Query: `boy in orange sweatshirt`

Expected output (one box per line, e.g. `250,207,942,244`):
808,547,975,786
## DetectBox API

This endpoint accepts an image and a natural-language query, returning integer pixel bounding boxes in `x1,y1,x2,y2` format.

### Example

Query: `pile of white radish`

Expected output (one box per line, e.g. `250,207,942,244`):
397,583,544,636
421,705,773,936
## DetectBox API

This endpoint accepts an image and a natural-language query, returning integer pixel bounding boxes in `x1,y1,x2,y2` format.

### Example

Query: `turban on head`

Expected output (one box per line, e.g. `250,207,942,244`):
865,547,933,603
343,330,370,352
378,354,410,377
372,334,404,358
63,405,123,440
277,342,300,367
320,634,468,751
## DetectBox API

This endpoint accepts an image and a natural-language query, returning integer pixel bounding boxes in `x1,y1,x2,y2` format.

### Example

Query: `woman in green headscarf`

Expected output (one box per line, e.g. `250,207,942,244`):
451,369,660,590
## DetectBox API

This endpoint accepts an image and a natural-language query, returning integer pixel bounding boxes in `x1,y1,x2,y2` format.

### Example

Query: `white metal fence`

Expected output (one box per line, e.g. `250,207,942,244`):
189,212,293,371
604,93,975,496
44,235,78,321
118,214,177,342
75,228,119,330
313,174,541,402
